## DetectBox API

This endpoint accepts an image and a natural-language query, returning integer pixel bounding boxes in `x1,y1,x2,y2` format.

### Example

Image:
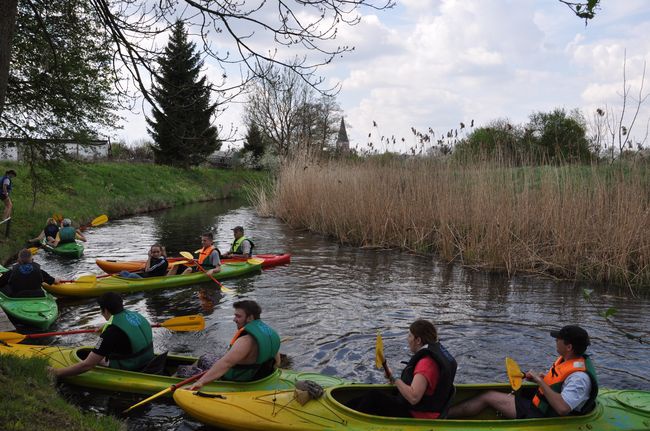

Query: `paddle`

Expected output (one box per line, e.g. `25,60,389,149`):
505,357,525,391
58,273,114,283
179,251,233,293
79,214,109,231
28,246,40,255
0,314,205,344
123,370,208,413
375,330,392,381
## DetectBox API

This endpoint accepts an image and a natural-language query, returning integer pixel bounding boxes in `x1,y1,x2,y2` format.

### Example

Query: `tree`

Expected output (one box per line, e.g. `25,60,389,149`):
242,121,268,163
559,1,601,23
526,108,594,163
147,20,219,167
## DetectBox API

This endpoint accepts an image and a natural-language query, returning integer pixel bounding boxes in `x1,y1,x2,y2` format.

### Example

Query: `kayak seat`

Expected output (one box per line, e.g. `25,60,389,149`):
140,351,169,375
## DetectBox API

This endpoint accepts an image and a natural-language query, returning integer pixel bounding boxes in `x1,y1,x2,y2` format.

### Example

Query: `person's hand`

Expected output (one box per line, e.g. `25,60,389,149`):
525,370,544,385
53,278,61,285
383,363,395,384
189,380,204,391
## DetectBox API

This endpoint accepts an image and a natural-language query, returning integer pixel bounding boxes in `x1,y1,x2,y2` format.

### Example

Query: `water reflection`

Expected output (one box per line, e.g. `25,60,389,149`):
31,199,650,430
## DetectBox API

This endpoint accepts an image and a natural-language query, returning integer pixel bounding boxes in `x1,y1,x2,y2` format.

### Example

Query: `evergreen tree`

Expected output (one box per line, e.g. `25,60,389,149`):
147,21,219,167
243,121,268,162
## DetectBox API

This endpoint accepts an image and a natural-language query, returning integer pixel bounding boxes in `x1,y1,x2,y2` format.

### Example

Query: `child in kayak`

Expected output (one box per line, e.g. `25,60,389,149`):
119,244,169,278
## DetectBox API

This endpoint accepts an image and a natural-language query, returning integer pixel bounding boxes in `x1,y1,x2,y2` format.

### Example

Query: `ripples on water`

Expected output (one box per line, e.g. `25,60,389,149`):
30,199,650,430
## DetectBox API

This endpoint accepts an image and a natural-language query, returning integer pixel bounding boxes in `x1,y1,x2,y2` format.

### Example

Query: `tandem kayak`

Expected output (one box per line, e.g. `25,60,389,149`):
42,239,84,258
43,261,262,297
173,384,650,431
0,343,346,396
0,289,58,329
95,253,291,273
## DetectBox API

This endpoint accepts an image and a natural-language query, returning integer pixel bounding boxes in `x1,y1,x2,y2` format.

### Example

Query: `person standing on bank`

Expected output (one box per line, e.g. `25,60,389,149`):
222,226,254,259
0,248,60,297
0,169,16,222
448,325,598,419
52,218,86,247
50,292,154,377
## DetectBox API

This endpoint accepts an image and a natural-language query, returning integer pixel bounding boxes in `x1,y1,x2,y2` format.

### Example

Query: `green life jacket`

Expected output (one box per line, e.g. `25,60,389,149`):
58,226,76,243
102,310,154,371
222,319,280,381
230,236,254,255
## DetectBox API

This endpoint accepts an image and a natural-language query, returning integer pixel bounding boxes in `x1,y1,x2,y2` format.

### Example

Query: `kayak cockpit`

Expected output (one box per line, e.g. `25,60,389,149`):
75,347,195,376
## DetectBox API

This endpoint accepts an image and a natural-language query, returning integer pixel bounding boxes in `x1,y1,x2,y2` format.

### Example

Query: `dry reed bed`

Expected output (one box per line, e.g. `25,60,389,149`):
253,159,650,287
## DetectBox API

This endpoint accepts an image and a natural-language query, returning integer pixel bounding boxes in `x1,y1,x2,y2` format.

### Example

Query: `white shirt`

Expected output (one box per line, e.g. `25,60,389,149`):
561,371,592,412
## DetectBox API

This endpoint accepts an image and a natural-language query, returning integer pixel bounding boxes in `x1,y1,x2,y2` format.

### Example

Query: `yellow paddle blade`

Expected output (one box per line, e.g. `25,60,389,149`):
506,357,524,391
247,258,264,265
180,251,195,260
168,260,189,267
91,214,109,227
375,331,385,369
52,213,63,223
28,247,40,255
0,331,27,344
123,386,172,413
160,315,205,331
76,274,98,283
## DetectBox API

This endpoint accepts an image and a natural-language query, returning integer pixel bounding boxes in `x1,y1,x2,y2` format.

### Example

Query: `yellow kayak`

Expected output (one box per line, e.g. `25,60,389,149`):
173,384,650,431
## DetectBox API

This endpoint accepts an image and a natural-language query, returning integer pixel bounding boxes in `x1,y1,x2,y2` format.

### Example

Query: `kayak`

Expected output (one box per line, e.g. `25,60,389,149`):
95,253,291,273
173,383,650,431
42,239,84,258
0,343,346,396
0,289,58,329
0,264,7,273
43,261,262,297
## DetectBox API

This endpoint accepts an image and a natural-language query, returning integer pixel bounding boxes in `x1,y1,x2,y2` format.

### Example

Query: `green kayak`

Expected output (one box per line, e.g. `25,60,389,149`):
42,239,84,258
0,264,7,273
0,343,346,396
174,383,650,431
0,289,58,329
44,261,262,297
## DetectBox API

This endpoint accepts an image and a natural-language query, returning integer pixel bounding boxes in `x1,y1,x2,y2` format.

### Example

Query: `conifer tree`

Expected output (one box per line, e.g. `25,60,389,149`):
243,121,268,162
147,21,219,167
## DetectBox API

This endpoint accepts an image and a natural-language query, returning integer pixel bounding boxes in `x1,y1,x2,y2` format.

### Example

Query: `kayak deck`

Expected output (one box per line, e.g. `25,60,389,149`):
0,290,58,329
42,240,84,258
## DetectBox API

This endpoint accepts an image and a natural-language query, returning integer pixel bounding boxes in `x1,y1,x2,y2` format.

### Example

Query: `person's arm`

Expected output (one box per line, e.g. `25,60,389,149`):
50,352,105,378
40,270,59,286
2,180,8,195
205,251,221,276
30,231,45,242
526,370,572,416
240,240,252,258
75,230,87,242
394,373,429,405
189,336,254,390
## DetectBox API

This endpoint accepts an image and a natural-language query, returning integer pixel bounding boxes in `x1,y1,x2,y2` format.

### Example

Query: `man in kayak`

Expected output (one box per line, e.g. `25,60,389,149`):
0,169,16,222
0,248,60,297
346,319,457,418
221,226,254,259
51,218,86,247
50,292,154,377
448,325,598,419
168,232,221,276
184,300,281,387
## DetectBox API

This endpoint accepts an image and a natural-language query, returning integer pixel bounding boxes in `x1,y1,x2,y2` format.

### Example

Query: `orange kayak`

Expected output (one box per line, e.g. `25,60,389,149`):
96,253,290,273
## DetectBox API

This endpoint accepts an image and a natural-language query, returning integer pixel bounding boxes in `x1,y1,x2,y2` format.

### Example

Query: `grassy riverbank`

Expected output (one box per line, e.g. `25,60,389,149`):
253,157,650,288
0,355,124,431
0,161,266,263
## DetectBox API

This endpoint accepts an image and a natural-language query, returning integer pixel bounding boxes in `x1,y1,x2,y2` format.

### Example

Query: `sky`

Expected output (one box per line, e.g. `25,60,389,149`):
117,0,650,154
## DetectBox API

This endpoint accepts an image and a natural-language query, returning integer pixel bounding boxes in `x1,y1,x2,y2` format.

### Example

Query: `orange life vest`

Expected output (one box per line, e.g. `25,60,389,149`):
197,245,215,265
532,355,587,410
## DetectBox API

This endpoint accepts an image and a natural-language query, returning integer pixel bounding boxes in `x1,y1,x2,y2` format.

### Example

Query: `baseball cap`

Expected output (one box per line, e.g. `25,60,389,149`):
550,325,590,353
231,226,244,232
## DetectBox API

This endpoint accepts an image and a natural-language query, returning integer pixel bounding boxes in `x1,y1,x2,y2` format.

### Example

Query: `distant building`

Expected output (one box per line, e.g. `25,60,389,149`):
335,118,350,152
0,138,109,160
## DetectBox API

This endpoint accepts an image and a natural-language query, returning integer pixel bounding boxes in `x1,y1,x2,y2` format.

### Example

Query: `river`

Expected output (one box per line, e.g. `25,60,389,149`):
31,199,650,430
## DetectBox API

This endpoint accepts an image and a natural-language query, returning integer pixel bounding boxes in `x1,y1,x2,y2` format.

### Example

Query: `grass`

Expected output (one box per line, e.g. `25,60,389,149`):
252,156,650,288
0,354,125,431
0,161,268,264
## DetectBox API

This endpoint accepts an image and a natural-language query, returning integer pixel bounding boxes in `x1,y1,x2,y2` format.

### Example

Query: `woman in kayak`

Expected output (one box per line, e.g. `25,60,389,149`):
119,244,169,278
0,248,60,297
29,217,60,246
347,319,457,419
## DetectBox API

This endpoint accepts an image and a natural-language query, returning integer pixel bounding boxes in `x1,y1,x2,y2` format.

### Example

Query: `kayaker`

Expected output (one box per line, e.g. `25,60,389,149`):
50,292,154,377
222,226,254,258
168,232,221,276
0,248,60,297
448,325,598,419
184,300,281,387
52,218,87,247
29,217,60,246
0,169,16,222
119,244,169,278
346,319,457,418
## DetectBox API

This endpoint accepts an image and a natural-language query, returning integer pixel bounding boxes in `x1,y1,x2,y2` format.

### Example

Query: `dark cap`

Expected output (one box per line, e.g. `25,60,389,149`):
232,226,244,233
550,325,590,354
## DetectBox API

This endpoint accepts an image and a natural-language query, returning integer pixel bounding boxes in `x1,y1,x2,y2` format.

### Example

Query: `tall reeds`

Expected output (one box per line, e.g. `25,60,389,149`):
253,157,650,288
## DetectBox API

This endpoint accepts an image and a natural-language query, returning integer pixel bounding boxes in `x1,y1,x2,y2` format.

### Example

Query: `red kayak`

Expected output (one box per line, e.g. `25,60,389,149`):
96,253,290,274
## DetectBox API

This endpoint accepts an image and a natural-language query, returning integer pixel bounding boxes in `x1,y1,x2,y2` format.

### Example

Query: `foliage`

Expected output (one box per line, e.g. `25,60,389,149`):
453,120,525,163
242,122,269,165
109,141,154,162
147,21,220,167
558,1,601,23
526,108,594,163
1,0,118,138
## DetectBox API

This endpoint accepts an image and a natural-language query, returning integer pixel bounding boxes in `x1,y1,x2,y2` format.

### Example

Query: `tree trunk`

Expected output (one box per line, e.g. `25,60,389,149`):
0,0,18,119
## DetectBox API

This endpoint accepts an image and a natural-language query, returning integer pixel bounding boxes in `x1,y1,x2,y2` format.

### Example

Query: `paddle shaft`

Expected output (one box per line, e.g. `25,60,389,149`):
123,371,206,413
59,273,114,283
23,322,172,339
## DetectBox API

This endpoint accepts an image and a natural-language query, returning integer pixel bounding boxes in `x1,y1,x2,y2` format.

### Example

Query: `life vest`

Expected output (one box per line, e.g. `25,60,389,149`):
531,355,599,416
102,310,154,371
6,262,44,297
44,224,59,238
0,175,12,196
230,236,254,255
58,226,76,243
222,319,280,382
399,342,457,413
197,245,215,267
